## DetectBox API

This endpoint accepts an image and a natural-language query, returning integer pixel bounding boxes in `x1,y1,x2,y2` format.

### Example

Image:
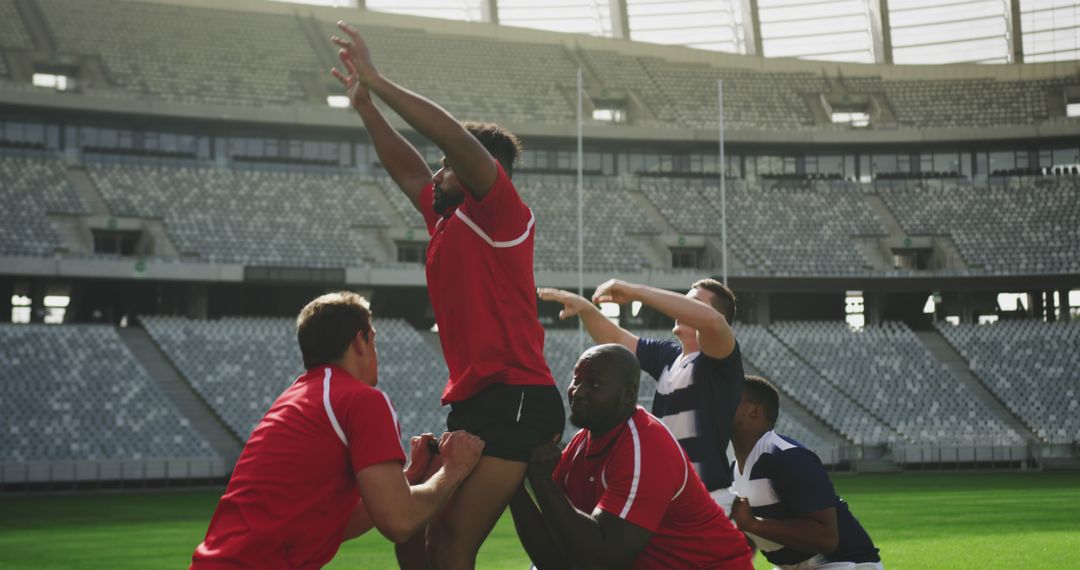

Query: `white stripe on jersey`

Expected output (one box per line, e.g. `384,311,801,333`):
618,418,643,519
322,367,348,446
455,208,535,248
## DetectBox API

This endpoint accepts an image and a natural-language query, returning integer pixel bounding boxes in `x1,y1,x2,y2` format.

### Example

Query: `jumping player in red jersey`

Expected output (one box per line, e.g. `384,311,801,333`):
509,344,753,570
331,22,564,569
190,292,484,569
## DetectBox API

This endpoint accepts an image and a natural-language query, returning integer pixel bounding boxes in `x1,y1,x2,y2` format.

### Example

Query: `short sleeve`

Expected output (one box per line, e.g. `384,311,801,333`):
419,182,440,235
457,162,533,243
338,388,407,474
767,449,836,516
635,338,683,381
595,429,677,533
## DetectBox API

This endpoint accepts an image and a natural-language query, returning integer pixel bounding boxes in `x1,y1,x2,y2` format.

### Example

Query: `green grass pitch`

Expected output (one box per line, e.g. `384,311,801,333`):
1,473,1078,569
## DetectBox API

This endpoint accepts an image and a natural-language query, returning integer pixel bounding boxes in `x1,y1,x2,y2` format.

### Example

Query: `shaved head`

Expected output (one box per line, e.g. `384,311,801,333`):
579,344,640,396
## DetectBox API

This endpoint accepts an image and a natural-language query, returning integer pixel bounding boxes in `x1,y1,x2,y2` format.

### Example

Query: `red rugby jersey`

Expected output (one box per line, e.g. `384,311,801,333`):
553,407,753,570
191,365,405,570
420,162,554,403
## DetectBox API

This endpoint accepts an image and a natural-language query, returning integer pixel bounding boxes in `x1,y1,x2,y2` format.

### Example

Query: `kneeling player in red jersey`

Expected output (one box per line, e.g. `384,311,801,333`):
510,344,753,569
332,21,564,569
190,292,483,569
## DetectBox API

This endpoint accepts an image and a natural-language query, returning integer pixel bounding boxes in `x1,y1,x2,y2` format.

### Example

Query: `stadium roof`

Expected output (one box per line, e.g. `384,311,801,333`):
273,0,1080,64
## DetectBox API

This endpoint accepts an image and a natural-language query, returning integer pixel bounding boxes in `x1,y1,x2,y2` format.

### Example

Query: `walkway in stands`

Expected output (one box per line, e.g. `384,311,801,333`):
118,326,243,463
913,330,1042,443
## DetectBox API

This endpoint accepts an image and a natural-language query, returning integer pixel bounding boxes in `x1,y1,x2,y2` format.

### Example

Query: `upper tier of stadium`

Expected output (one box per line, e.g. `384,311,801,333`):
0,0,1078,142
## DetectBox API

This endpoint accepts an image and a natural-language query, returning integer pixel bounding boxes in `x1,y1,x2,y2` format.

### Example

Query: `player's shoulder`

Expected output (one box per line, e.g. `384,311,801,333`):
761,434,824,470
627,408,684,457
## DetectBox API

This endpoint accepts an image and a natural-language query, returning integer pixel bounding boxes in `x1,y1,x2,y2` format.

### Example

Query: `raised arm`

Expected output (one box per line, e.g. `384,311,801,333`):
356,430,483,543
593,279,735,359
331,46,431,212
333,21,497,201
537,288,638,352
525,441,652,569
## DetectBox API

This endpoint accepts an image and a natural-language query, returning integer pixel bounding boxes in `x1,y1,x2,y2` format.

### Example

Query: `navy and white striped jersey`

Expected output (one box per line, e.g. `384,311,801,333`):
636,338,744,491
732,431,880,567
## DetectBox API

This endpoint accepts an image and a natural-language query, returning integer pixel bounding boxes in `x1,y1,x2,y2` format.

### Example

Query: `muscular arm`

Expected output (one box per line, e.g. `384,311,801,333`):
334,22,496,200
538,288,638,352
508,484,572,570
594,280,735,359
356,431,482,544
332,49,431,212
735,501,839,554
528,475,652,568
355,462,465,544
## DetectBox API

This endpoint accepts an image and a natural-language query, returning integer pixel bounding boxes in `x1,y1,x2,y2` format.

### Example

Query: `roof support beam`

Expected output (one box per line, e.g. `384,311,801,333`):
609,0,630,39
481,0,498,24
745,0,763,56
1009,0,1024,63
868,0,893,64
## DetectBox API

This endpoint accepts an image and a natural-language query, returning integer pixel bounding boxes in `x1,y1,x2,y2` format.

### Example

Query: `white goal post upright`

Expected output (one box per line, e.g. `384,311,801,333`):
719,78,728,287
577,68,585,354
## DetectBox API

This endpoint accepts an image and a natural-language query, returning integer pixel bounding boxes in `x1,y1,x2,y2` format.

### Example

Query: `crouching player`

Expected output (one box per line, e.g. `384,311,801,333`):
730,376,882,570
510,344,753,569
191,292,484,569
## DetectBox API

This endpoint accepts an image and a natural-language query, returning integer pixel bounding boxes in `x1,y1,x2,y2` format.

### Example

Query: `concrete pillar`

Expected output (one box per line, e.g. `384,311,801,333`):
1009,0,1024,63
746,0,764,56
481,0,498,24
609,0,629,39
868,0,893,64
1060,289,1071,322
756,292,771,326
188,284,209,319
864,292,882,326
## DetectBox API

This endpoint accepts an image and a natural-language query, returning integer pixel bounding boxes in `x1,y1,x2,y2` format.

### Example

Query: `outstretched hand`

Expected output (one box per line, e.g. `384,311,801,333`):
591,279,638,305
538,288,593,320
330,20,379,108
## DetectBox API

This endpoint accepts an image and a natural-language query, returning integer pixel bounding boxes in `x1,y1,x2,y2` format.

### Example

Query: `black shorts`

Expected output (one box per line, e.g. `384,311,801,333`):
446,383,565,462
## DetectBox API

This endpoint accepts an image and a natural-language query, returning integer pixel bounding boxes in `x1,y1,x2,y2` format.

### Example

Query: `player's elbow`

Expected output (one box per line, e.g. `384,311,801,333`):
376,515,420,544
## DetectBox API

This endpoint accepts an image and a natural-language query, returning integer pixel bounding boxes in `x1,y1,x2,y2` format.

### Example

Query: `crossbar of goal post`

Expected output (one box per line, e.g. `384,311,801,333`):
719,78,728,286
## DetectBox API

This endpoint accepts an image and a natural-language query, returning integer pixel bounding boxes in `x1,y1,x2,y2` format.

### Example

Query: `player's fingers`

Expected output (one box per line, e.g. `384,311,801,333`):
343,57,358,77
338,20,361,41
331,36,351,49
330,68,349,86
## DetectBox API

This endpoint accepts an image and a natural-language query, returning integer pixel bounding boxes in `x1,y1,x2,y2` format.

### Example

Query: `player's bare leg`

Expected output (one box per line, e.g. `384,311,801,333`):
425,456,527,569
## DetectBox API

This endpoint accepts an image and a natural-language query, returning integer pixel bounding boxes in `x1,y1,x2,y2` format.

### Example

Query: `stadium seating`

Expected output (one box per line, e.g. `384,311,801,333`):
321,22,579,126
0,155,89,256
938,321,1080,444
878,177,1080,274
11,0,1072,132
641,177,886,275
737,324,899,445
0,324,215,461
518,174,658,272
87,162,387,266
39,0,321,107
0,0,32,51
771,321,1022,444
142,316,449,444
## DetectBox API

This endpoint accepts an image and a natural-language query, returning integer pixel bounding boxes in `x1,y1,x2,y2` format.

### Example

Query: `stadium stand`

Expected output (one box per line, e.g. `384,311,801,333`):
0,0,32,51
518,174,657,272
0,155,89,256
642,177,885,275
771,321,1022,444
879,177,1080,274
87,162,386,266
38,0,321,107
321,21,580,126
8,0,1071,132
737,324,898,445
0,324,215,461
938,321,1080,444
142,316,449,444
